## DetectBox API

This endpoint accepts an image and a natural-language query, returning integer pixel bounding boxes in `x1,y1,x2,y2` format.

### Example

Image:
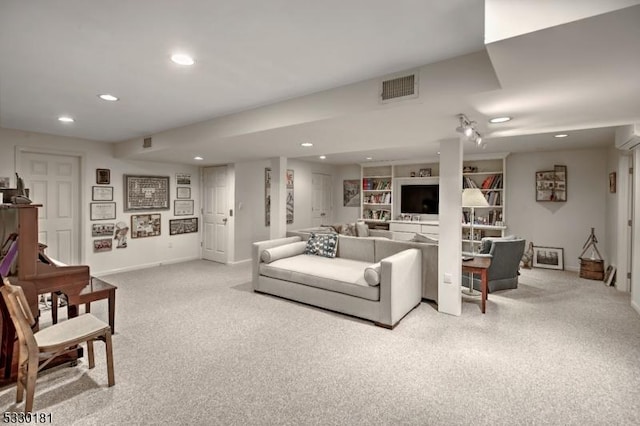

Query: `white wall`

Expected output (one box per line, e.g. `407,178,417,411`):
507,148,608,271
485,0,639,43
0,128,201,275
233,158,337,262
332,164,361,223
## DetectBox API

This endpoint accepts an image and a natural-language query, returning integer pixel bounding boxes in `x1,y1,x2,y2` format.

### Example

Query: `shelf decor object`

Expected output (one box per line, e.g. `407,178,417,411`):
578,227,603,279
535,165,567,202
461,187,489,296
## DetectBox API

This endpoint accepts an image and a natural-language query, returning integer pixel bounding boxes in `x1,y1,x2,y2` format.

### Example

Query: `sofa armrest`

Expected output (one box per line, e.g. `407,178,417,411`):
252,236,302,289
378,248,422,327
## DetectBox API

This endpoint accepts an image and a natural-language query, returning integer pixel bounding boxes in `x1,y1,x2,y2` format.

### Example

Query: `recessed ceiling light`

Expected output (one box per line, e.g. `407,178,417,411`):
171,54,195,65
319,155,326,160
365,157,373,160
98,94,119,102
300,142,313,147
58,116,74,123
489,116,511,123
554,134,569,138
194,156,203,161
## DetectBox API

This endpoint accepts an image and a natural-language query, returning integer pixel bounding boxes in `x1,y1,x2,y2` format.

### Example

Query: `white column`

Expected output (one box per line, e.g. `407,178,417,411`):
270,157,287,239
437,137,464,316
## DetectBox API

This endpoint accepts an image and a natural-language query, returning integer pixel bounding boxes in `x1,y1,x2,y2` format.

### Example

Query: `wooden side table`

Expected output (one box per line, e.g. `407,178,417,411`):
462,257,492,313
52,277,117,333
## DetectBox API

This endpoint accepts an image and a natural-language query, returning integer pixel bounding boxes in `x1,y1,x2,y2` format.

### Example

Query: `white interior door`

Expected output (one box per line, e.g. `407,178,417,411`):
202,166,229,263
20,152,80,264
311,173,332,226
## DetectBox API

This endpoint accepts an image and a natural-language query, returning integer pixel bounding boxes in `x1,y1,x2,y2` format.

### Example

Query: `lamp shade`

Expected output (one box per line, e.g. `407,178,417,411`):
462,188,489,207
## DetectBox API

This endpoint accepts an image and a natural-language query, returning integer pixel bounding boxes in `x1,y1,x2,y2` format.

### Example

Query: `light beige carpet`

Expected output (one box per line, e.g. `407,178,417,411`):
1,261,639,425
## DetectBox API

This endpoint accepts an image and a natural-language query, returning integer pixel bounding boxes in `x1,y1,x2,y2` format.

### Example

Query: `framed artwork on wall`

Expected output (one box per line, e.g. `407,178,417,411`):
169,218,198,235
609,172,616,193
92,223,114,237
535,165,567,202
176,173,191,185
174,200,194,216
92,186,113,201
343,180,360,207
176,187,191,199
131,213,161,238
124,175,170,211
96,168,111,185
93,238,113,253
265,168,294,226
90,202,116,220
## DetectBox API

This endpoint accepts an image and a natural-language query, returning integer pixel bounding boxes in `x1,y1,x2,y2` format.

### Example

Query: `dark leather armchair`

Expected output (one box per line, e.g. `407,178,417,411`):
463,237,526,293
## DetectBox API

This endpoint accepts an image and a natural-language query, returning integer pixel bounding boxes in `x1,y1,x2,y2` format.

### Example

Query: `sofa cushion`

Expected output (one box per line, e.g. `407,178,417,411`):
261,241,307,264
356,221,369,237
260,255,379,301
336,235,375,262
364,262,381,286
305,232,338,258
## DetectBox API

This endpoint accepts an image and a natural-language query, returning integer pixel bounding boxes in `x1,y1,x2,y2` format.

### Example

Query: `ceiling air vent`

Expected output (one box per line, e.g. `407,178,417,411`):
380,73,418,103
143,137,152,149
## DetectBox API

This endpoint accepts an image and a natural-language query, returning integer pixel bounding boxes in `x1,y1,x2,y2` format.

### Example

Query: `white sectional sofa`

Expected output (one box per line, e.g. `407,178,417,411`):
252,235,422,329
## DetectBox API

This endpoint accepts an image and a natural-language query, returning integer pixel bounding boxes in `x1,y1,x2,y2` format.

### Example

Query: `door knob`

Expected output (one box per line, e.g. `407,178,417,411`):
222,218,228,224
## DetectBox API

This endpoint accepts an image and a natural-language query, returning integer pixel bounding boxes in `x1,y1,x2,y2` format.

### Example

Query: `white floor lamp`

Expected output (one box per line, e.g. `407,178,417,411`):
462,187,489,296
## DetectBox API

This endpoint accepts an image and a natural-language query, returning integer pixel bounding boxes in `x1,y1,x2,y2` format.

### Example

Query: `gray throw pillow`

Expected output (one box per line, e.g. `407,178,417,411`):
356,222,369,237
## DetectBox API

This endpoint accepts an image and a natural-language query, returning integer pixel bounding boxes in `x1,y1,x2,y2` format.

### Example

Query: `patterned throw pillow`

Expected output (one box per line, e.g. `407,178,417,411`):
304,232,338,258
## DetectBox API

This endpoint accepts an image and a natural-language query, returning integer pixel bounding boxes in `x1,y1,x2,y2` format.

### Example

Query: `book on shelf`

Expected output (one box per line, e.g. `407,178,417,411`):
463,176,478,189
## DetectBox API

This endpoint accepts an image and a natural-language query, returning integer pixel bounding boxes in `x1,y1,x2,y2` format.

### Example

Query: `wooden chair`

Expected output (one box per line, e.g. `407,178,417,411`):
0,277,115,413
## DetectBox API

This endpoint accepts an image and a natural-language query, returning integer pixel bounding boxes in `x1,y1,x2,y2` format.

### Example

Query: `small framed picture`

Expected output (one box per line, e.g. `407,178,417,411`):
176,173,191,185
169,218,199,235
90,202,116,221
609,172,616,193
92,223,115,237
176,187,191,199
532,246,564,270
93,238,113,253
174,200,194,216
131,213,161,238
419,168,431,177
96,169,111,185
411,215,421,222
92,186,113,201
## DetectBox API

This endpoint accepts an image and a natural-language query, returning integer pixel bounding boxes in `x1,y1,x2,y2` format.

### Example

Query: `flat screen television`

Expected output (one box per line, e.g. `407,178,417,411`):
400,184,439,214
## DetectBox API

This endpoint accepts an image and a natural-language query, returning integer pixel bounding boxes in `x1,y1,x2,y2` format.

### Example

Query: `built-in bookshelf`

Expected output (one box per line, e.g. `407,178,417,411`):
360,156,507,247
461,158,507,250
361,165,393,222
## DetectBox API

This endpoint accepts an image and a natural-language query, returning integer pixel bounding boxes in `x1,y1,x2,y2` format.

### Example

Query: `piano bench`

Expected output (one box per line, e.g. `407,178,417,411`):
51,277,117,334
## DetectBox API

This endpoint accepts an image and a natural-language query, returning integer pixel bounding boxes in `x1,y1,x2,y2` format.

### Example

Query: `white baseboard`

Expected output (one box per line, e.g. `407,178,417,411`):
229,258,251,266
93,256,200,277
632,300,640,316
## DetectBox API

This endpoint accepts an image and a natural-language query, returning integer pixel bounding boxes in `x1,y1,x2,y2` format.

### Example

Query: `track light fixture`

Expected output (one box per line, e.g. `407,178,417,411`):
456,113,486,149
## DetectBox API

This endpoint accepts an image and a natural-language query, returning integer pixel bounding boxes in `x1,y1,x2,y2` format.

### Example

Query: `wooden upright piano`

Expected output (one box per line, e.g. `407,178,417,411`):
0,204,91,381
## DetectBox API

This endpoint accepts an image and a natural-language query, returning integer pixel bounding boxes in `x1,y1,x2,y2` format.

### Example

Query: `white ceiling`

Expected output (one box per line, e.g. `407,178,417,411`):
1,1,639,165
